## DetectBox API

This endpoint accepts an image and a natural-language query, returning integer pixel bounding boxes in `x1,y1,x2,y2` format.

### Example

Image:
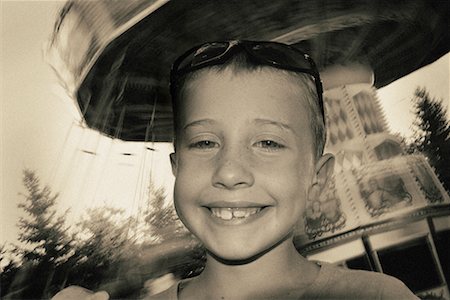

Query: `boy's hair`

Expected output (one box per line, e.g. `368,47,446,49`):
170,51,326,160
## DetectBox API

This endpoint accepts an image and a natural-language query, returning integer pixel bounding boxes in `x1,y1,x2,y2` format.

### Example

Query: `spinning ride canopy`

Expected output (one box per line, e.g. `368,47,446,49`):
47,0,449,142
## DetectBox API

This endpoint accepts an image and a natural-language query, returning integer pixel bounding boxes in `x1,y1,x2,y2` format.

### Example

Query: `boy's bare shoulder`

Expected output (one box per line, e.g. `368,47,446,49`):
306,263,418,299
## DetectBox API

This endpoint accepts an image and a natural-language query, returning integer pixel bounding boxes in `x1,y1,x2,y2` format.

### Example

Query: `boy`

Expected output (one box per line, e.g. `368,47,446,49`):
53,40,417,299
150,40,417,299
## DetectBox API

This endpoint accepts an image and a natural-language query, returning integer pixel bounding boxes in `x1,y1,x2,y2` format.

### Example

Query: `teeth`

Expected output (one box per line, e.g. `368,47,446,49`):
221,209,233,220
232,210,247,218
210,207,262,220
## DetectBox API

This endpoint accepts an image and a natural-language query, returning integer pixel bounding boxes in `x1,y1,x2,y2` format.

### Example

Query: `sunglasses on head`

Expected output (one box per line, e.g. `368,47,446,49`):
170,40,324,120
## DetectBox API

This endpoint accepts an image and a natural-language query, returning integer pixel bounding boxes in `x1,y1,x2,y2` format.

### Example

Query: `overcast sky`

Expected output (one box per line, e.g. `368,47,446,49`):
1,1,449,246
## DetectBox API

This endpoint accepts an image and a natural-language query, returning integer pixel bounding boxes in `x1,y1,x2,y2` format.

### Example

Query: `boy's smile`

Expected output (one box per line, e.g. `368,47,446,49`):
206,202,270,224
171,67,321,261
209,205,264,221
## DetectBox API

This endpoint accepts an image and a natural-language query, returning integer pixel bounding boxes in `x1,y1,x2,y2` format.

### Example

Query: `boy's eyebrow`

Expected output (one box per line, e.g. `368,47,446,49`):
253,118,295,133
183,119,216,130
182,118,295,133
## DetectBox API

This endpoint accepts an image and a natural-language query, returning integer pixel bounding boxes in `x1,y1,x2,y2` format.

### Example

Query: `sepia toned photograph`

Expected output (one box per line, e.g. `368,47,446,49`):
1,1,449,299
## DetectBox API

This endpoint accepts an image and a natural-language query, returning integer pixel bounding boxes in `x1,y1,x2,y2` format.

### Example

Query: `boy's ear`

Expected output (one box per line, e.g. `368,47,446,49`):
313,153,335,190
169,152,178,176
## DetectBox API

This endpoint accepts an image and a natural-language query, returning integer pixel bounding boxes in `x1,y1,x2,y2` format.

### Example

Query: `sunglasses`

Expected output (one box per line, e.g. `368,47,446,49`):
170,40,324,120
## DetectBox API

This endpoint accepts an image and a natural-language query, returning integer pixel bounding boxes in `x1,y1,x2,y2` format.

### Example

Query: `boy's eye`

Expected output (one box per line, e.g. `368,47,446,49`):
254,140,285,151
189,140,219,149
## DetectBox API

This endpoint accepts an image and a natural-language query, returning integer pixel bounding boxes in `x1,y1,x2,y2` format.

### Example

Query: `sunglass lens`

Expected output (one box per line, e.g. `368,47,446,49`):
178,42,230,71
251,43,311,69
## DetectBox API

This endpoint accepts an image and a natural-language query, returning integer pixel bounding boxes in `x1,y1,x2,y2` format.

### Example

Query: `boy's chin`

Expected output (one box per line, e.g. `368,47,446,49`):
206,235,291,265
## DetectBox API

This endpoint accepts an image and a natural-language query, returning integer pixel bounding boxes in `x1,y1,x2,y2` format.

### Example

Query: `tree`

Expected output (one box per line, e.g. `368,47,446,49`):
3,170,170,298
3,171,204,298
69,207,134,286
143,182,187,243
17,170,72,262
0,244,20,297
5,169,73,299
408,87,450,191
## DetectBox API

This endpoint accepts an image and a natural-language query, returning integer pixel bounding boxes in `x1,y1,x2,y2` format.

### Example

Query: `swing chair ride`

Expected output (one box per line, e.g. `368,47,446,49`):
47,0,449,297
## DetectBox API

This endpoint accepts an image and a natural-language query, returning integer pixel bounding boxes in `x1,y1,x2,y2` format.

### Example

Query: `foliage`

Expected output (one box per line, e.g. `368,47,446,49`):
143,182,187,243
1,170,73,298
407,87,450,192
60,207,147,298
67,207,136,288
1,170,142,298
1,170,204,299
16,170,72,264
0,245,20,297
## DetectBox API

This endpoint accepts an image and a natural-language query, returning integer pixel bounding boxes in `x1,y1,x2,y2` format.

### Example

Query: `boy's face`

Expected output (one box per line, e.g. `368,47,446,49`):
170,68,324,261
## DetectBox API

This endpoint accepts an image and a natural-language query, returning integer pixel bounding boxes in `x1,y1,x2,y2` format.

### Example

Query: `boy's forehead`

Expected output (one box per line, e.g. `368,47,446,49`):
178,67,313,132
181,66,311,105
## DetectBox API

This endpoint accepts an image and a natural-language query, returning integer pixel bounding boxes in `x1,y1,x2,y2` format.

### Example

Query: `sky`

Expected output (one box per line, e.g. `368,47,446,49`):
1,1,449,246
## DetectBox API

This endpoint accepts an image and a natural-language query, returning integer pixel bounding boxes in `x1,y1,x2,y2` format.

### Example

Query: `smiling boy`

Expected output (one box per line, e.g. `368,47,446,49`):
53,40,416,300
151,41,417,299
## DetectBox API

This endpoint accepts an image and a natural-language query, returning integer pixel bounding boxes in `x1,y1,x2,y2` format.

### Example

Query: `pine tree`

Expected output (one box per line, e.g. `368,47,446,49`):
0,244,20,297
9,169,73,298
409,87,450,191
17,170,71,262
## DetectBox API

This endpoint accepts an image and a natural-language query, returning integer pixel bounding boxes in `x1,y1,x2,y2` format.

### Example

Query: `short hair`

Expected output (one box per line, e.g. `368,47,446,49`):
170,51,326,160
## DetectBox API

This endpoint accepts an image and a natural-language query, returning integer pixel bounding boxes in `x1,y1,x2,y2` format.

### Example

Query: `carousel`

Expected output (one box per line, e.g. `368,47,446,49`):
47,0,450,298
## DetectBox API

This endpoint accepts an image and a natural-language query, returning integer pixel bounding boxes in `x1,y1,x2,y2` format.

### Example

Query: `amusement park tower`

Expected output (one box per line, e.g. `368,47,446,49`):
297,71,450,298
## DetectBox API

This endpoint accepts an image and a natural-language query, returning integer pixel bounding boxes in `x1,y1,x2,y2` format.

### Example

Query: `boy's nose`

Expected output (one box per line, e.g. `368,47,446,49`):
212,148,254,189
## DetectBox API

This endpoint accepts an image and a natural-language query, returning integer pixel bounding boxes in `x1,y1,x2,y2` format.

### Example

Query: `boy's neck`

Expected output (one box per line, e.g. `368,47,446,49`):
182,237,320,299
